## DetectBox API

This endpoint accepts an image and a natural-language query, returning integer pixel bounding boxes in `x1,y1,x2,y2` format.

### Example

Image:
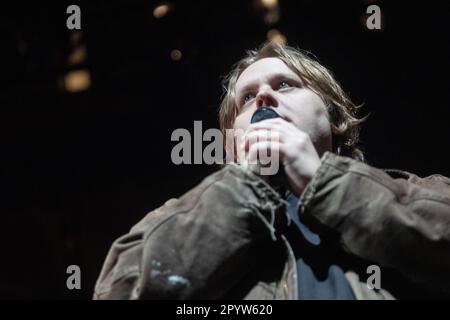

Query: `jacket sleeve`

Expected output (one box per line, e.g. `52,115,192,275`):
93,163,286,299
299,151,450,293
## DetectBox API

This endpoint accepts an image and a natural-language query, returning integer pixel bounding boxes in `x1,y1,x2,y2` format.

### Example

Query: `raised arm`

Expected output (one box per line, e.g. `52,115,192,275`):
299,152,450,293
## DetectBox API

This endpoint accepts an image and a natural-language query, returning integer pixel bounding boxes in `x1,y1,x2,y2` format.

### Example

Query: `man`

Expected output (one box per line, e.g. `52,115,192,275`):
93,42,450,299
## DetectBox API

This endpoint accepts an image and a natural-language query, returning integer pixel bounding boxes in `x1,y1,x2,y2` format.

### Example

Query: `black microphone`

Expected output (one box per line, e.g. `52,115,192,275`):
250,106,280,124
250,107,287,191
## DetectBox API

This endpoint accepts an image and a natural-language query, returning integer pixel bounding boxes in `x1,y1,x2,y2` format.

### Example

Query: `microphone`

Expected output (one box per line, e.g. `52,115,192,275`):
250,106,280,124
249,107,287,191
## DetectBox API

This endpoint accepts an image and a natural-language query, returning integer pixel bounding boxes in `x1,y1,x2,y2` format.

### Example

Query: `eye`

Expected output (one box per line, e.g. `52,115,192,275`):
243,93,255,104
279,81,291,89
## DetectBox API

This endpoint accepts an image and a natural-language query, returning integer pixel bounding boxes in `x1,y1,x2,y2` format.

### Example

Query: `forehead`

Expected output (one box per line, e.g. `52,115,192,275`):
235,57,300,92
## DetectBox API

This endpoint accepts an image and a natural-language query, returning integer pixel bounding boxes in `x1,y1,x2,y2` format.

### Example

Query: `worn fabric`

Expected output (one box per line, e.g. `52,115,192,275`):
93,152,450,299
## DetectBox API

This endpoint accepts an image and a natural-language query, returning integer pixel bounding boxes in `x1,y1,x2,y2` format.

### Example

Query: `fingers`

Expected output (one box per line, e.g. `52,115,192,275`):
247,140,282,165
241,118,292,163
243,129,281,152
246,117,294,134
240,117,313,172
244,118,306,145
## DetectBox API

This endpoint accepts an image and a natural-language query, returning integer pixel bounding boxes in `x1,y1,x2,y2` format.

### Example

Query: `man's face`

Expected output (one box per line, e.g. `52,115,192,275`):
233,57,332,157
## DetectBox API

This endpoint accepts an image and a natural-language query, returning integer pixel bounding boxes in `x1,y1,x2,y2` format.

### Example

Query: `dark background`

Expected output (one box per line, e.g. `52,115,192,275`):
0,0,449,299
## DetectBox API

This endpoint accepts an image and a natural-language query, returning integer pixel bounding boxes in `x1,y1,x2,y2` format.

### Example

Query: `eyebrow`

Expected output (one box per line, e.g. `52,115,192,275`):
236,72,302,97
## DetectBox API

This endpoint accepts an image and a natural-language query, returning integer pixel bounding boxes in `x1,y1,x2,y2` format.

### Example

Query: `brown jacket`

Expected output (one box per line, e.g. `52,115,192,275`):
93,152,450,299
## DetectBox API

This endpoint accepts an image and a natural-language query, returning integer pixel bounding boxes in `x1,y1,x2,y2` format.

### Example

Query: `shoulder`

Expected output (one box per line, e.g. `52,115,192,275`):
129,198,179,234
382,169,450,196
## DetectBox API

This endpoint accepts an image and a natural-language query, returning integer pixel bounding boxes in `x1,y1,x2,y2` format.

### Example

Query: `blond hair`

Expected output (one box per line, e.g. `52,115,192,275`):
218,42,368,162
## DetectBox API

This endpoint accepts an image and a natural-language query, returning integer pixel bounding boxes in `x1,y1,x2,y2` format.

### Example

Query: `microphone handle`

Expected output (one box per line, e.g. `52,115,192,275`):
250,107,288,193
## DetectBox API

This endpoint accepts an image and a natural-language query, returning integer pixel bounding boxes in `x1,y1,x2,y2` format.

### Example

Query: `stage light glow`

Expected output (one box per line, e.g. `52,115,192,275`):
68,45,87,66
261,0,278,9
264,10,280,25
153,3,170,18
64,70,91,92
170,49,182,61
267,29,286,45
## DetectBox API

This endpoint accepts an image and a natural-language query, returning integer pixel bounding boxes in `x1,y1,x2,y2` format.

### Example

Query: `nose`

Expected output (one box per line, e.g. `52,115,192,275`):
255,87,278,108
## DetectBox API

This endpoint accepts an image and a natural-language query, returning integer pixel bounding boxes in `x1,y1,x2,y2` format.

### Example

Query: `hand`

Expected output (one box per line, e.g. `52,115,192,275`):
242,118,322,196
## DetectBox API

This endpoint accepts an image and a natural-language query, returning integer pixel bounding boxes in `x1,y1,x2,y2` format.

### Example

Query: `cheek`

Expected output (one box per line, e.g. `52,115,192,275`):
233,110,253,131
287,92,331,136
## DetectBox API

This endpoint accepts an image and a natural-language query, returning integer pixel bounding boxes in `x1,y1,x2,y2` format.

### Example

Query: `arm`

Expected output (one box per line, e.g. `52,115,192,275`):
299,151,450,293
93,163,286,299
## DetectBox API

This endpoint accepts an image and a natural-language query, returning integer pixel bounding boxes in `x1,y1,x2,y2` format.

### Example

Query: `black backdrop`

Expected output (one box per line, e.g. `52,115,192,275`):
0,0,449,298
